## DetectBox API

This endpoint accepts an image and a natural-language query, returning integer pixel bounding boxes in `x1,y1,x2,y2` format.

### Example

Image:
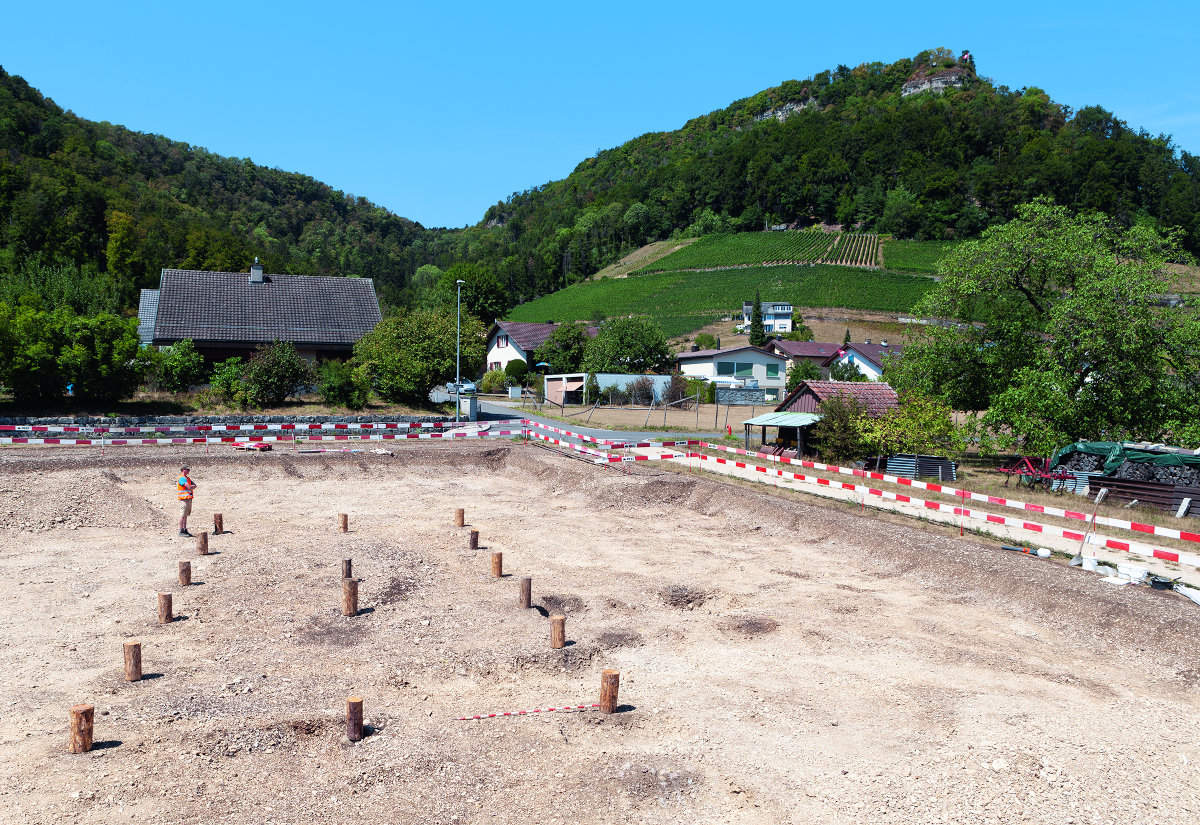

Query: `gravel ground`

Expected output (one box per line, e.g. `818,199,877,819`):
0,441,1197,824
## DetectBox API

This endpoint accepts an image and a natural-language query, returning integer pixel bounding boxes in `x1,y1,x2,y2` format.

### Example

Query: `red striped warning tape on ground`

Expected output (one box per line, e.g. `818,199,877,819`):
456,703,599,721
303,429,525,441
699,442,1200,548
690,452,1200,568
0,430,525,447
0,435,295,446
0,421,475,434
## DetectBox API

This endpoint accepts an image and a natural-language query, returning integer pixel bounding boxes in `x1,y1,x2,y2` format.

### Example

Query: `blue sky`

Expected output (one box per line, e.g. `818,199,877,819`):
2,1,1196,228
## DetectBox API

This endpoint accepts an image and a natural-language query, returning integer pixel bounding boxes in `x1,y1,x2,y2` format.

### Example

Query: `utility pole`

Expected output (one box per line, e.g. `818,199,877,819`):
455,279,465,423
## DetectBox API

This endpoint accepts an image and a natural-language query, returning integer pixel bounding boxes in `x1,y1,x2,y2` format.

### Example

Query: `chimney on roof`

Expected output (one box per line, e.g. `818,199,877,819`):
249,257,265,284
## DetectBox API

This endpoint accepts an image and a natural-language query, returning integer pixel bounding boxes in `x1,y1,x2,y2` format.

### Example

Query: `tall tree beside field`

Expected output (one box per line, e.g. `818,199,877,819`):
354,308,486,405
532,322,591,373
581,317,673,374
749,290,766,346
889,198,1200,453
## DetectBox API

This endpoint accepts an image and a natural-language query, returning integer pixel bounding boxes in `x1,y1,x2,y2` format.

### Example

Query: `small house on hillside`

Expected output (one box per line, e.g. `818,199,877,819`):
676,345,788,402
739,301,793,334
138,264,381,361
486,321,599,372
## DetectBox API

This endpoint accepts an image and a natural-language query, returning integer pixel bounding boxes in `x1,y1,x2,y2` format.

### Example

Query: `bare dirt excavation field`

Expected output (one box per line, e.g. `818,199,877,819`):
1,442,1198,824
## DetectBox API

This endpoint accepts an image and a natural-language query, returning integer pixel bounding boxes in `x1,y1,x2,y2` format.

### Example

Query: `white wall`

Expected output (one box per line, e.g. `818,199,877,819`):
486,332,528,372
679,351,788,392
831,352,883,381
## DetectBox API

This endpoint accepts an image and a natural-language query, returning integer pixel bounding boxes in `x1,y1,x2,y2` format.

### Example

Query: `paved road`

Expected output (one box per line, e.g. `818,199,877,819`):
477,400,727,444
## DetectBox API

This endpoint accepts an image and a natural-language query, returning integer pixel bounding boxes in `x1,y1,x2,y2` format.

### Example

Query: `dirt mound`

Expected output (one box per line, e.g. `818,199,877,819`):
0,467,162,532
539,593,586,614
597,629,643,648
719,615,780,636
660,584,709,609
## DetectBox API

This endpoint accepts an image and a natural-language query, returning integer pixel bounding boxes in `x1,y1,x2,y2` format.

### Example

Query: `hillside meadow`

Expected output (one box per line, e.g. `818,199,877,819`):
507,264,935,337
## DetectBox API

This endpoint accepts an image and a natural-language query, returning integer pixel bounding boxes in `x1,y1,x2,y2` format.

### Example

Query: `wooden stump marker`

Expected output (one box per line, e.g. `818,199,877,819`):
468,529,479,550
68,704,94,753
346,696,364,742
157,592,173,624
599,669,620,714
454,508,465,527
213,513,224,535
550,614,566,649
341,558,353,579
339,513,349,533
123,641,142,682
519,577,532,609
342,578,359,617
178,560,192,586
196,531,209,556
490,551,503,579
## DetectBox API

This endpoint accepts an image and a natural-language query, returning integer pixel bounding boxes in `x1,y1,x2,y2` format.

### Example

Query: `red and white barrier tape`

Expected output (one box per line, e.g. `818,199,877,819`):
303,429,524,442
691,452,1200,568
700,442,1200,547
456,703,599,721
0,435,294,446
0,420,507,434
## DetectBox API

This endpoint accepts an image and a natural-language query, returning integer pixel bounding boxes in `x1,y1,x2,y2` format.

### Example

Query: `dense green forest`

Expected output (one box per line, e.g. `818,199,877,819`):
0,66,431,309
2,47,1198,318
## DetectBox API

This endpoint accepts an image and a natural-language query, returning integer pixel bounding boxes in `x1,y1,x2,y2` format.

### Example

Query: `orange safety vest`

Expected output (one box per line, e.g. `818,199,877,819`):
177,475,194,500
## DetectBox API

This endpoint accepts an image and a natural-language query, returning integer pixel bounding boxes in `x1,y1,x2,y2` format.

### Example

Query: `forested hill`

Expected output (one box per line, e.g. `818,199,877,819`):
447,47,1200,304
3,49,1199,319
0,66,431,309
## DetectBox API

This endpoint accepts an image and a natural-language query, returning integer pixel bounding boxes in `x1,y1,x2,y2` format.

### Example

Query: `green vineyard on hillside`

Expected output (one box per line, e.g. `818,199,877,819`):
636,231,836,273
509,264,934,338
636,230,886,274
881,240,960,273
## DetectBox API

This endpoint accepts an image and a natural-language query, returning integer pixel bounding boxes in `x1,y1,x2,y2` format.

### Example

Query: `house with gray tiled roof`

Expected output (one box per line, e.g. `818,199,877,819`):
137,263,381,360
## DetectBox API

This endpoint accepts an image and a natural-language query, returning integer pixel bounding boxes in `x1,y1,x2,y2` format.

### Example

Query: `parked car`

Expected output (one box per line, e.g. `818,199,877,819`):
447,380,476,395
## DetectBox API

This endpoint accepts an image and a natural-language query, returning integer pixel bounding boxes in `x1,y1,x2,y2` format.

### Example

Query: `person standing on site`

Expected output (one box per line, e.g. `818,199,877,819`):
177,465,197,537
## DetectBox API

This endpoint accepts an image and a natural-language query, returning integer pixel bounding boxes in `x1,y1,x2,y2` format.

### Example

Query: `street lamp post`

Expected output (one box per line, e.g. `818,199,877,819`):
455,279,465,423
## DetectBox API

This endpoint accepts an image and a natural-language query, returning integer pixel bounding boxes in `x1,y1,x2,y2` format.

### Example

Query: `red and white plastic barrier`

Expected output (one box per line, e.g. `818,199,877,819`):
0,420,457,434
699,442,1200,548
690,452,1200,568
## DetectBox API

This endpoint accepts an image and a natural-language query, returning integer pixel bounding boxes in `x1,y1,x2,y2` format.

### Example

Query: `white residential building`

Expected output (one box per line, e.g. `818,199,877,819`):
740,301,794,334
675,345,789,402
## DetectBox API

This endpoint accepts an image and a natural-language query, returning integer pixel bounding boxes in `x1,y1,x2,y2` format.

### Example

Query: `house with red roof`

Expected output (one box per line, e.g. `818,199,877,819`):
775,380,899,417
486,321,599,372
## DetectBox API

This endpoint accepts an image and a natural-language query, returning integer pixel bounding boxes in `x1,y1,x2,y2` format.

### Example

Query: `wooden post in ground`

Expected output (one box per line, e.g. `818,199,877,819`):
550,614,566,649
157,593,172,624
68,704,94,753
342,578,358,617
468,529,479,550
341,558,352,579
213,513,224,535
454,508,465,527
599,669,620,714
519,577,532,609
123,641,142,681
196,532,208,556
346,696,364,742
339,513,349,533
178,560,191,586
491,551,503,578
